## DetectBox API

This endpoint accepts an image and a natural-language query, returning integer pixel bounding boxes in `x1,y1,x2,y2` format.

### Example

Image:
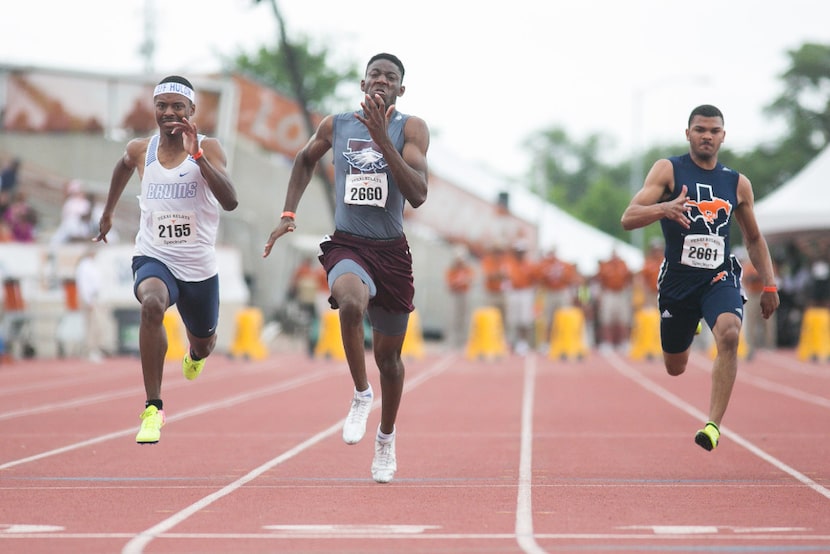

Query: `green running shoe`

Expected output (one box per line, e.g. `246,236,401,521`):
694,422,720,451
136,405,165,444
182,351,206,381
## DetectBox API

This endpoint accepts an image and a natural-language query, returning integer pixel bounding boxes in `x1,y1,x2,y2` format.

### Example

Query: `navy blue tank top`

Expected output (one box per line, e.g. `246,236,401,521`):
658,153,740,299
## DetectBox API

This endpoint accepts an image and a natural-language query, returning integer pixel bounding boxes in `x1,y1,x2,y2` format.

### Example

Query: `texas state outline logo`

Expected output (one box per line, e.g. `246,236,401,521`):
685,183,732,234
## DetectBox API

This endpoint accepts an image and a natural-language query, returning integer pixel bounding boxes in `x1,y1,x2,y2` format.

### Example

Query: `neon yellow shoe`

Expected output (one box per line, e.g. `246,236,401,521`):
136,405,165,444
695,321,703,335
694,421,720,451
182,352,206,381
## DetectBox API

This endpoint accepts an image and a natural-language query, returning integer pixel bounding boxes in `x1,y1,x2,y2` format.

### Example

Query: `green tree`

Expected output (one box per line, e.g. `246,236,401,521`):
525,126,612,207
743,42,830,198
523,41,830,250
768,43,830,148
570,176,631,240
232,35,359,114
237,0,361,217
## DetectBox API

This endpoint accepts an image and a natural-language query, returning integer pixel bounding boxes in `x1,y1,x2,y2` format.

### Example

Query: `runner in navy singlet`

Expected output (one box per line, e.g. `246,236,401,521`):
263,53,430,483
621,104,779,452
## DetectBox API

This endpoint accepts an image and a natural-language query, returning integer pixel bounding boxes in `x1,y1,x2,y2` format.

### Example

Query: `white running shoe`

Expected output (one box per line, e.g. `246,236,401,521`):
372,433,397,483
342,388,373,445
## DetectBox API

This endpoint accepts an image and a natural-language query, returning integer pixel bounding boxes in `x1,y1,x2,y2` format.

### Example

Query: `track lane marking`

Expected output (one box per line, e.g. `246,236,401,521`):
761,350,830,378
5,531,830,541
0,387,143,421
605,352,830,501
263,524,441,534
0,370,130,398
120,353,458,554
0,356,305,420
688,352,830,410
0,368,333,470
515,354,546,554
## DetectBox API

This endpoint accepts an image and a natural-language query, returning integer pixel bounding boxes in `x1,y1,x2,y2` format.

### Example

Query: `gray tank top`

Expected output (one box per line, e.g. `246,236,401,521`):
331,110,409,239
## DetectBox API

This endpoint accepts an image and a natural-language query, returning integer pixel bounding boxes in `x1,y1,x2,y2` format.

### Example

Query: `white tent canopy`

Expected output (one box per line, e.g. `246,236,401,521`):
428,146,644,274
755,147,830,242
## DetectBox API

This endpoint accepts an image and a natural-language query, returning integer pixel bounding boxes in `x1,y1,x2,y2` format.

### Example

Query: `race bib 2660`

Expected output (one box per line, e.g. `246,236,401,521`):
344,173,388,208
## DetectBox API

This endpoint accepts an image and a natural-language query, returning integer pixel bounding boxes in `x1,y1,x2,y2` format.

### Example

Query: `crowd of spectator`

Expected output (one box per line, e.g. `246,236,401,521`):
0,156,115,247
444,237,830,356
0,157,38,242
2,152,827,358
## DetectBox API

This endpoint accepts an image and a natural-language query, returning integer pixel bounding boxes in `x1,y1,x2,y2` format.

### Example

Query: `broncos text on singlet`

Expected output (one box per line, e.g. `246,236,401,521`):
658,153,741,301
134,134,221,281
331,110,410,239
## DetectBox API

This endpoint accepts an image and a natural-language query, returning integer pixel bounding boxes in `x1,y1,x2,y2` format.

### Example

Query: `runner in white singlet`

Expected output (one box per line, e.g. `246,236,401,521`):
95,75,238,445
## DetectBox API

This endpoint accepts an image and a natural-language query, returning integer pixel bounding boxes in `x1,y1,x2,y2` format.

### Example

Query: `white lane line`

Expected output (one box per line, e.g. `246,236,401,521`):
0,524,65,533
605,352,830,501
687,353,830,410
760,351,830,378
262,524,441,534
0,368,332,471
738,372,830,409
0,357,294,420
4,531,830,541
620,523,811,534
0,371,128,398
631,525,718,534
515,354,546,554
121,353,458,554
0,387,142,421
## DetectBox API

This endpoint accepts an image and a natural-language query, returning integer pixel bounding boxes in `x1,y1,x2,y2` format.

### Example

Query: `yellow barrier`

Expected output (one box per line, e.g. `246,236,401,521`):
314,310,346,360
797,307,830,362
465,306,508,360
548,306,588,360
402,309,425,359
229,307,268,361
163,309,186,362
629,307,663,361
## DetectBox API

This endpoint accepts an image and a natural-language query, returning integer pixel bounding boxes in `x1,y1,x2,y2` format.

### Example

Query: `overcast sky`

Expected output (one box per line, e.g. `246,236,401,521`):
2,0,829,178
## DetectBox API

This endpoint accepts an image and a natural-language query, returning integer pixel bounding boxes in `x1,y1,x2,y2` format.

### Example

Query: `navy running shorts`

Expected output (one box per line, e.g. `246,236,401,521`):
659,275,745,354
132,256,220,338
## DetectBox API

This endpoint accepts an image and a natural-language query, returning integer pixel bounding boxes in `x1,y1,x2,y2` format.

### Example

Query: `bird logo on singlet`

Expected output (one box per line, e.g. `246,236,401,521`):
685,183,732,234
343,139,387,173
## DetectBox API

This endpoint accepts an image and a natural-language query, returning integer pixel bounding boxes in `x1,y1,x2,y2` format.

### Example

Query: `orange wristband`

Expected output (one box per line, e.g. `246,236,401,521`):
281,211,296,219
763,285,778,293
192,148,203,160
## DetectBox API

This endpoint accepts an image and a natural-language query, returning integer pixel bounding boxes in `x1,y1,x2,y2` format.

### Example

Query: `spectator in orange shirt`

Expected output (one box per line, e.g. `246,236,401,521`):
445,248,475,348
537,248,580,344
289,256,324,324
480,243,510,321
635,239,664,309
289,255,330,356
504,241,538,355
595,249,633,351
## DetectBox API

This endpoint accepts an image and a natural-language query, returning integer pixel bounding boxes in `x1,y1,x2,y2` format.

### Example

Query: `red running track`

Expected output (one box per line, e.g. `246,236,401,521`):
1,344,829,553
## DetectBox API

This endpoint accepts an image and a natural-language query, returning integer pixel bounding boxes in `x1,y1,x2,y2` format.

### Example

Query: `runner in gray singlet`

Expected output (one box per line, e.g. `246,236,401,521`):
263,53,430,483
